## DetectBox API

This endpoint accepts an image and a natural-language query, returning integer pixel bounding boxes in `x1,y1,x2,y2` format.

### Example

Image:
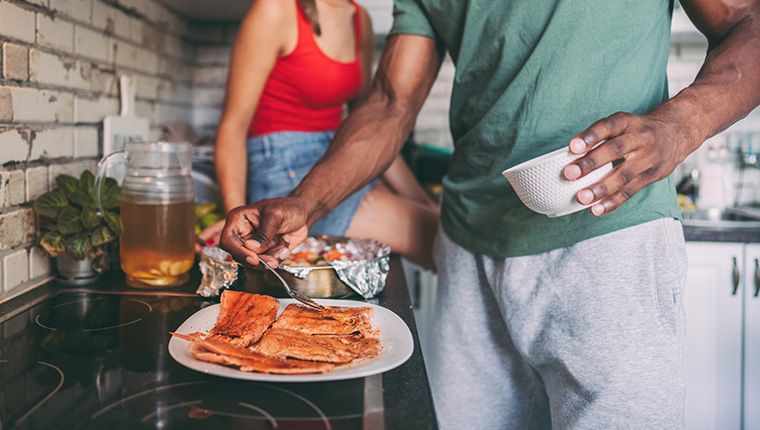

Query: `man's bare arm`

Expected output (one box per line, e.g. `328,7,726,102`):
293,35,442,225
220,34,443,266
563,0,760,215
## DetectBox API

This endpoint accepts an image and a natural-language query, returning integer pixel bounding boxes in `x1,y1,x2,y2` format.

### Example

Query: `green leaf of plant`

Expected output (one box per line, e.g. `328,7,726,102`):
80,170,95,195
103,211,121,235
33,191,68,218
55,174,79,195
57,207,82,234
64,234,91,260
39,231,65,256
69,189,95,207
90,226,116,246
81,207,100,229
98,178,121,209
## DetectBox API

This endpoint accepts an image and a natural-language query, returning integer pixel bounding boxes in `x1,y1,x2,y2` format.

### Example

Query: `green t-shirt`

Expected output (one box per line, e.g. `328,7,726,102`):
390,0,681,257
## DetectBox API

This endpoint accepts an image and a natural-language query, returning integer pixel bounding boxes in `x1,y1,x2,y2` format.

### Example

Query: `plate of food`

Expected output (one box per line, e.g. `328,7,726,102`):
169,290,414,382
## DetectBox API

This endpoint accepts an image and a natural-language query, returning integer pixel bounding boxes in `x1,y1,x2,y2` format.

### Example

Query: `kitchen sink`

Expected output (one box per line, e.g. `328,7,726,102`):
682,205,760,229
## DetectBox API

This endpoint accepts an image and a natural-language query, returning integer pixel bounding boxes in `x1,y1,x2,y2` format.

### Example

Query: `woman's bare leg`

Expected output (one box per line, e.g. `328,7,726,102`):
381,156,437,210
346,183,438,271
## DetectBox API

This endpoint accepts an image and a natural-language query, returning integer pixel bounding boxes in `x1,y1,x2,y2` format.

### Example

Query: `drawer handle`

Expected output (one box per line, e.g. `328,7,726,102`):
732,257,740,296
754,259,760,298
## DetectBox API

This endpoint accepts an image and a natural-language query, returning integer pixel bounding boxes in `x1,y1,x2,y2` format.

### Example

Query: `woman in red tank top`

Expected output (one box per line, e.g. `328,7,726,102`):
204,0,437,269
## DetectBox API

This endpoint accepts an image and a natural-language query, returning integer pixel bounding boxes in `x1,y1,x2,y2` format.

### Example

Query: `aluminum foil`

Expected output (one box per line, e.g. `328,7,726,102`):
196,246,239,297
280,237,391,299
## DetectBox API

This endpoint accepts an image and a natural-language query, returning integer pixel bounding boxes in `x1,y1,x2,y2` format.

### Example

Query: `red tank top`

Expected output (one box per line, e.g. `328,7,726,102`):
249,1,363,136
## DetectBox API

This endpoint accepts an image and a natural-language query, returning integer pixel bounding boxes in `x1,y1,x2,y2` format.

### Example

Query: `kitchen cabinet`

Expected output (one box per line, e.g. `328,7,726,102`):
684,242,744,430
744,244,760,430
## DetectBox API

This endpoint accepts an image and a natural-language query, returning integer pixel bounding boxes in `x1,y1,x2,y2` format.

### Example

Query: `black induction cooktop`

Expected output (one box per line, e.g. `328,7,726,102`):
0,264,435,430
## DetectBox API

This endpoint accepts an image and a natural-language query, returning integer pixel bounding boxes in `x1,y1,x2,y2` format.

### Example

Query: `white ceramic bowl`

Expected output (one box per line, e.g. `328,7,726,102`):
501,146,613,218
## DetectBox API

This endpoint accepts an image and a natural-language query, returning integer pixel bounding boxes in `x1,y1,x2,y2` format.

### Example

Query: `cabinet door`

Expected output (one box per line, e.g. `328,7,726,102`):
400,259,437,359
684,242,744,430
744,244,760,430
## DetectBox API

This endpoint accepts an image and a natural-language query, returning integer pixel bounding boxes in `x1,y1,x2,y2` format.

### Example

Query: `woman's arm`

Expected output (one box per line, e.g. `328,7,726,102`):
358,8,374,100
215,0,295,213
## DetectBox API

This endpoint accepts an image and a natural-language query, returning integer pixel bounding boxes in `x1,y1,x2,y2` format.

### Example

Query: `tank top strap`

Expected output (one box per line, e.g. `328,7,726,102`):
293,0,315,50
351,0,362,55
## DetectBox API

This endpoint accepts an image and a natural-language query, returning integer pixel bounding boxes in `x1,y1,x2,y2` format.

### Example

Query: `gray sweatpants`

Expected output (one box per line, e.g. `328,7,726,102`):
430,218,687,430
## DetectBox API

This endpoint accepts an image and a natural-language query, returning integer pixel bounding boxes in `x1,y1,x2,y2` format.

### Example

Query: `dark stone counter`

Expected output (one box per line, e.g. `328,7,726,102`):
0,257,437,429
683,224,760,243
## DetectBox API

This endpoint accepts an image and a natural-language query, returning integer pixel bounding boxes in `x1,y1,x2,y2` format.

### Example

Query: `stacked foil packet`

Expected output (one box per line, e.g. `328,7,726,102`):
196,237,391,299
196,246,239,298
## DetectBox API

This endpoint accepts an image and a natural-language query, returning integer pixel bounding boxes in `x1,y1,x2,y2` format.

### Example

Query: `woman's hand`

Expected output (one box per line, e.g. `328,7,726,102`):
196,220,226,252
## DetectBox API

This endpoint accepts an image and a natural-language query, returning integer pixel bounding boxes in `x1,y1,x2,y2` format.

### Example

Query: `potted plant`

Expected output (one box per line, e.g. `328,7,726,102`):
32,171,121,285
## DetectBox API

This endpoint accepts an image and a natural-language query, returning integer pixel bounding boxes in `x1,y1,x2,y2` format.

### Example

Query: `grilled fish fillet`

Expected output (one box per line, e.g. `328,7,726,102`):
174,332,335,374
253,328,366,363
211,291,279,347
272,304,378,337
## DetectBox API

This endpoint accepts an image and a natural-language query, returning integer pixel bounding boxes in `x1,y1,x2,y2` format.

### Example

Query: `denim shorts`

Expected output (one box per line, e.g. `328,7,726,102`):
247,131,373,237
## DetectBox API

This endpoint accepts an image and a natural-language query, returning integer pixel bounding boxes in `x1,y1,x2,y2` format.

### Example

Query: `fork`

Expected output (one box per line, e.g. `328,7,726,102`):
232,232,324,310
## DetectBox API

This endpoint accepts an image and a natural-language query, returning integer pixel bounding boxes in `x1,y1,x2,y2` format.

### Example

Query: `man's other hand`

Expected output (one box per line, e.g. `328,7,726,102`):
562,111,694,216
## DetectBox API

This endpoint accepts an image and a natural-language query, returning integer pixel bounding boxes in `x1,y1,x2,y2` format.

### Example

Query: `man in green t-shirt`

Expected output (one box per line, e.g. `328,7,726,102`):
222,0,760,427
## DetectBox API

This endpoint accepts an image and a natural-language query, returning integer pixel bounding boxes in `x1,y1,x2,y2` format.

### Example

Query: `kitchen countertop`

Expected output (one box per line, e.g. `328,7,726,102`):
0,257,437,429
683,224,760,243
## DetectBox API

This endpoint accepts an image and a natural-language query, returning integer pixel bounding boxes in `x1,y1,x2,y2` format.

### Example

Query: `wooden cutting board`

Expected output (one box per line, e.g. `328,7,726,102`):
103,75,149,155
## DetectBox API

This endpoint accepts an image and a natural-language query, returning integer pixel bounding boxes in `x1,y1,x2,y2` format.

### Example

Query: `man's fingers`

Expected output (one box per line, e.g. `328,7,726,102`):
249,208,284,253
223,233,260,264
578,165,649,215
576,164,634,205
564,135,637,180
219,208,261,263
568,112,631,155
590,186,641,216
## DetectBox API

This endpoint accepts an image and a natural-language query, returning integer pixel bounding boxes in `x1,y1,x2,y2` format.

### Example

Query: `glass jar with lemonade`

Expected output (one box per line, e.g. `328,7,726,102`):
96,142,196,288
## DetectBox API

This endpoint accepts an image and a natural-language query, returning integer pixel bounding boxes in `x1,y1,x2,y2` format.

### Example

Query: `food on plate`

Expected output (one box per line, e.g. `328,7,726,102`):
211,291,278,347
172,290,382,375
174,332,335,374
253,328,380,364
272,304,378,337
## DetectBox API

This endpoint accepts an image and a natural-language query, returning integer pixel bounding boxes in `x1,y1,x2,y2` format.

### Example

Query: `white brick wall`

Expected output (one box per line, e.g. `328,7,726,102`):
0,169,24,207
28,247,51,280
50,0,93,23
0,0,202,301
3,249,29,293
1,86,74,123
91,1,130,38
74,25,110,62
0,209,35,251
36,14,75,51
2,42,29,81
0,128,29,164
74,126,99,157
24,166,48,201
0,2,36,43
74,95,119,122
29,49,91,90
30,127,75,160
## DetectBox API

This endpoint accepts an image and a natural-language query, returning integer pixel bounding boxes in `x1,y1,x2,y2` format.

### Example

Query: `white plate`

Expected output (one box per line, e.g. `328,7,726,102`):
169,299,414,382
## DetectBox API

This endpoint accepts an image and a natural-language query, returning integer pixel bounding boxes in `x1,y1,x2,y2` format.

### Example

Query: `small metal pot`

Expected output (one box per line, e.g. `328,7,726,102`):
242,265,356,299
55,254,102,286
